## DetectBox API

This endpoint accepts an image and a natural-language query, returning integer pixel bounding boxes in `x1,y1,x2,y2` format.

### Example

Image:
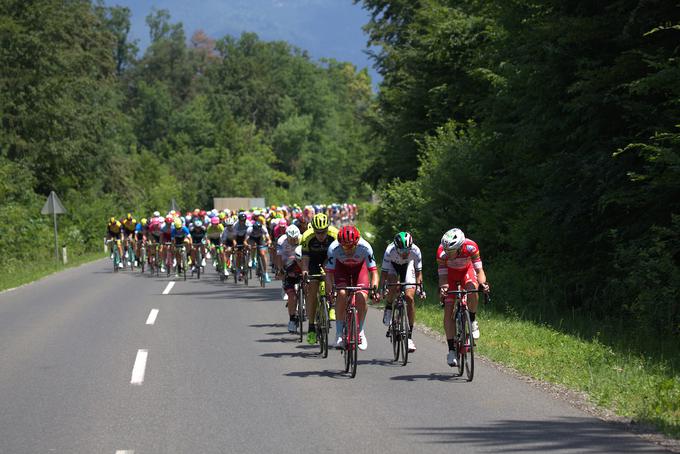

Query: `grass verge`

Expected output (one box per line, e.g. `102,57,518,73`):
1,251,104,293
415,294,680,439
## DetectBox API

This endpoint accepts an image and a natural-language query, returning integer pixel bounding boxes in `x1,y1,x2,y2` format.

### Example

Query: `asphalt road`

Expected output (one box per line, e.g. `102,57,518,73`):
0,259,671,453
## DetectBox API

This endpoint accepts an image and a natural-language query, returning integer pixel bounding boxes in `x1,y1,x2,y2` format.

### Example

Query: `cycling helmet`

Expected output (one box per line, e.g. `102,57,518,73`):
131,218,137,225
286,225,301,240
165,215,173,224
109,217,116,224
173,219,182,229
394,231,413,251
194,219,203,228
140,218,147,226
338,225,360,247
185,214,192,222
218,212,226,220
311,213,329,231
441,228,465,251
210,217,219,225
153,211,160,217
253,221,263,230
126,213,133,220
238,211,247,222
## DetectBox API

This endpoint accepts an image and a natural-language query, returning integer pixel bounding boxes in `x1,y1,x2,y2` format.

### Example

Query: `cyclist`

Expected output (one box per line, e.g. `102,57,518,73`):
190,219,207,273
380,231,425,352
206,217,226,276
245,221,272,283
134,218,149,267
220,218,237,276
232,211,251,280
121,213,137,266
300,213,338,344
326,225,380,351
276,225,303,333
437,228,490,367
106,217,124,268
171,218,191,277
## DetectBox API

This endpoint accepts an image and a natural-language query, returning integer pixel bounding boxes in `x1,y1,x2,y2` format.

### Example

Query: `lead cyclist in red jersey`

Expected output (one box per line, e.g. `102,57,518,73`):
437,228,490,367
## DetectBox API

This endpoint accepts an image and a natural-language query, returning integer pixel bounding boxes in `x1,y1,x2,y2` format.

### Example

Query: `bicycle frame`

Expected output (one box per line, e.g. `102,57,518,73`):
333,285,364,378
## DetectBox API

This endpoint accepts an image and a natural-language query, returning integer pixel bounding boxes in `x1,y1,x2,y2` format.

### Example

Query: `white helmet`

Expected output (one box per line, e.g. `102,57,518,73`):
441,228,465,251
286,225,301,240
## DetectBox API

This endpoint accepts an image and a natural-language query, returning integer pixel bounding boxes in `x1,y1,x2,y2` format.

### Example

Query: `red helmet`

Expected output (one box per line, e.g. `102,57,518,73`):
338,225,360,247
199,210,207,217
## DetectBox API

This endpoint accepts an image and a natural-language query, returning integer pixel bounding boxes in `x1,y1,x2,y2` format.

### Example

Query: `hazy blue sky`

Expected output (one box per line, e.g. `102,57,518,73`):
105,0,380,87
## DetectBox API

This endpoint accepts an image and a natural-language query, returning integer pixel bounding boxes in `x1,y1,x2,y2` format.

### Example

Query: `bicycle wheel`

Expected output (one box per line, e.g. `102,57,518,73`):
182,249,187,281
259,259,265,287
343,319,351,373
196,248,202,279
297,286,304,343
128,245,135,271
400,303,410,366
318,296,329,358
349,307,358,378
456,310,465,377
391,304,400,361
113,247,119,273
462,310,474,381
243,264,249,286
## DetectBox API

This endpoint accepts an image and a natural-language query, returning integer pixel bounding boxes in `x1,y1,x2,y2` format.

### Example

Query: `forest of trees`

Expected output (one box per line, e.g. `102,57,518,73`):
357,0,679,339
0,0,376,264
0,0,678,339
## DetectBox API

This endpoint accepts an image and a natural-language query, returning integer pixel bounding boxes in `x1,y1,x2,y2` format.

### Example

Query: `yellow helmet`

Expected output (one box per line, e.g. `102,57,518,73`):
311,213,329,231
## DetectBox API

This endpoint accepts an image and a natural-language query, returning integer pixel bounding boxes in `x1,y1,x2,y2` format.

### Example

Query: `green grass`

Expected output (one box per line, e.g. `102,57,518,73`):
415,294,680,438
1,250,104,292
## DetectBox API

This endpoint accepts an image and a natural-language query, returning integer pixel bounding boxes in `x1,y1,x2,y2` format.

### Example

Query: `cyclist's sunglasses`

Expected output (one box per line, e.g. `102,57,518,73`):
313,228,328,235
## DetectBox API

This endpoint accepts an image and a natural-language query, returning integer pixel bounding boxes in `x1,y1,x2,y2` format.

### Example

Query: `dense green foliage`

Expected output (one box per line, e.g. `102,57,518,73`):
0,1,376,268
357,1,679,338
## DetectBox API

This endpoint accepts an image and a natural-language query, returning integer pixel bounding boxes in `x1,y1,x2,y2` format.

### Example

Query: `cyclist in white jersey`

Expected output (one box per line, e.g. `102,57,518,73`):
380,231,425,352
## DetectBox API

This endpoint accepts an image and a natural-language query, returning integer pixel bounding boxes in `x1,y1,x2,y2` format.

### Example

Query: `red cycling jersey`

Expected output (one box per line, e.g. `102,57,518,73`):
437,239,483,292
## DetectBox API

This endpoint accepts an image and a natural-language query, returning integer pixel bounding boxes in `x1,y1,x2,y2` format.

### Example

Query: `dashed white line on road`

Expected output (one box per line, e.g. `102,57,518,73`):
162,281,175,295
116,451,134,454
146,309,159,325
130,349,148,385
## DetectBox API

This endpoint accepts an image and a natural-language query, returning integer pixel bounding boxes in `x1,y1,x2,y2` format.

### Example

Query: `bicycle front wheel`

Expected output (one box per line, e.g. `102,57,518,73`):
349,307,358,378
400,303,410,366
391,305,400,361
297,286,304,343
462,310,474,381
318,297,329,358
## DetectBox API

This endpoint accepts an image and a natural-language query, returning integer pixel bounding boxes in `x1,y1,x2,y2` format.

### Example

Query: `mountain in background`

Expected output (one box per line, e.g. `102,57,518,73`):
105,0,380,88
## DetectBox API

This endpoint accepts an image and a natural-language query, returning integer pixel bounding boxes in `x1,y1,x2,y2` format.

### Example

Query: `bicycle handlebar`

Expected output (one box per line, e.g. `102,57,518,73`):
446,289,491,304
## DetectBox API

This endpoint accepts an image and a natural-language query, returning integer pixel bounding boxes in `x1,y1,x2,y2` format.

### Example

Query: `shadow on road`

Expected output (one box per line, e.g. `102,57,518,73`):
389,373,463,382
260,351,317,359
285,369,348,379
403,417,668,453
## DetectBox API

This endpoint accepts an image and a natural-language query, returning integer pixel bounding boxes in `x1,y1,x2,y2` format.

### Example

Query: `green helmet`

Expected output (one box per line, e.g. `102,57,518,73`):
393,231,413,251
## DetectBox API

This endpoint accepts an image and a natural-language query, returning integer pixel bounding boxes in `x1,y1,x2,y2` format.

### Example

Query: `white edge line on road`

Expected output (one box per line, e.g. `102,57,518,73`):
130,349,148,385
162,281,175,295
116,451,134,454
146,309,159,325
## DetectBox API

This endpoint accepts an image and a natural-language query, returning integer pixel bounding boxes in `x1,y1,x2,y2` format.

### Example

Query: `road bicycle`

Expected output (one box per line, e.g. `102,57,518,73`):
446,284,490,382
385,282,423,366
256,253,266,288
138,239,147,274
233,245,249,285
124,236,136,271
176,243,188,281
332,285,368,378
106,239,121,272
163,242,174,277
304,273,330,358
191,241,204,279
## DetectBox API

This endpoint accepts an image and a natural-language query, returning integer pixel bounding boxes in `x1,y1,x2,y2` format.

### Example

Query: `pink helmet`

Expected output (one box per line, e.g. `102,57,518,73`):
210,217,219,225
